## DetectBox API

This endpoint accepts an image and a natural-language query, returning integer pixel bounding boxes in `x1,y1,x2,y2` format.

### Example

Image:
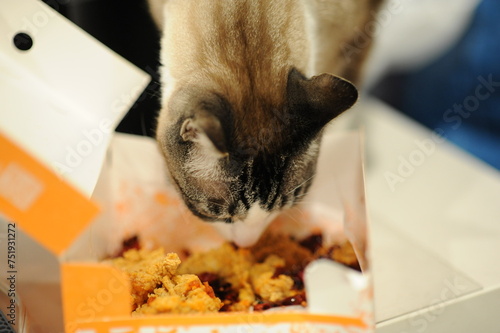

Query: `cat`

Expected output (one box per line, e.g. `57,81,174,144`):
147,0,383,246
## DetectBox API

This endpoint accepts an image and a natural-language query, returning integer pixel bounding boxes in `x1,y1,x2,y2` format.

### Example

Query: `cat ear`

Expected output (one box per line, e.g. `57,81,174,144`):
180,109,229,157
287,67,358,130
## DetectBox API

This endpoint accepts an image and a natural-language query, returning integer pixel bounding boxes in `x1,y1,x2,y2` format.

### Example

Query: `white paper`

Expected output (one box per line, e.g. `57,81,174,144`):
305,259,367,316
0,0,150,196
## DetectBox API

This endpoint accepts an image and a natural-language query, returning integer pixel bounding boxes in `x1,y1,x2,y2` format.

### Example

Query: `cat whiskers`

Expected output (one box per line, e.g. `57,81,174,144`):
282,205,307,226
291,191,309,202
140,111,149,137
205,182,235,217
284,173,316,197
145,79,162,98
218,181,237,206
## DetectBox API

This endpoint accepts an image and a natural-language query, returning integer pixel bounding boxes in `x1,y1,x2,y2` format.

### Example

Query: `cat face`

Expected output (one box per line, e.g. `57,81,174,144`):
156,68,358,231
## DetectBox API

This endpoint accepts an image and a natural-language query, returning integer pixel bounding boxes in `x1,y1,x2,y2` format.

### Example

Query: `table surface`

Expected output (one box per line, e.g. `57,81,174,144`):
343,98,500,332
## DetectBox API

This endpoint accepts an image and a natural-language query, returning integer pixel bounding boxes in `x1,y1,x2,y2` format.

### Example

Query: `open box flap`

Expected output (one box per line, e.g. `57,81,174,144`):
0,134,99,256
0,0,150,197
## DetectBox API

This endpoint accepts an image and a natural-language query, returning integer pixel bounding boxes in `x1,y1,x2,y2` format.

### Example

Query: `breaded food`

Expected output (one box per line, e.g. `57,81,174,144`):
178,243,300,311
177,243,255,311
316,241,361,271
109,248,222,314
250,230,313,270
249,255,295,303
134,274,222,314
110,231,359,314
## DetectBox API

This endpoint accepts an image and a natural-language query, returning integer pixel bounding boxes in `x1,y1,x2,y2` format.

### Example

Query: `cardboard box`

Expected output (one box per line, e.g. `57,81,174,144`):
2,130,373,333
60,130,373,333
0,1,373,332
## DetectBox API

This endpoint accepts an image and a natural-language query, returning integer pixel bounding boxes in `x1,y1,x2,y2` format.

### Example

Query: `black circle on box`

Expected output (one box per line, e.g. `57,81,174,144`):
13,32,33,51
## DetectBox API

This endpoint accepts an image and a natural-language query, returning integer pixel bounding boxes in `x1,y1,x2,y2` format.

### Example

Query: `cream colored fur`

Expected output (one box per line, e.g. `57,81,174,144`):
149,0,380,146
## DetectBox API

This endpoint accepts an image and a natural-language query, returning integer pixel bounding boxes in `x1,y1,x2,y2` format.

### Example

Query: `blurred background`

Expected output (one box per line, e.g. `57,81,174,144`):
42,0,500,170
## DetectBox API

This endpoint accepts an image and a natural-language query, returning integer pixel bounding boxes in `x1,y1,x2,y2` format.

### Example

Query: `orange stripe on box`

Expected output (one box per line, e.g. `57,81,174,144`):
73,312,368,332
0,134,99,255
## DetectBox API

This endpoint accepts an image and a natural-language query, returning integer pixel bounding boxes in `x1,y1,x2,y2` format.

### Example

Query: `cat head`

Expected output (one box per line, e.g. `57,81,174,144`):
156,68,357,245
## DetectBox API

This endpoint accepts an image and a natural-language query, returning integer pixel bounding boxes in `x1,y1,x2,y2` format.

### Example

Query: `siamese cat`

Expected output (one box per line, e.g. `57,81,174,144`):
147,0,382,246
